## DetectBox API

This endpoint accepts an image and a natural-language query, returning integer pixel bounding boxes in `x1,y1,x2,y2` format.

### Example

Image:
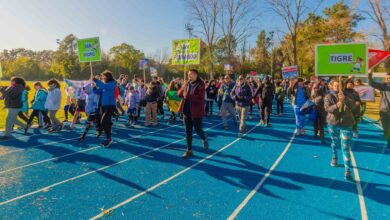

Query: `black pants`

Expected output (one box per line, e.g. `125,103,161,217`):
380,111,390,141
276,100,284,114
205,101,214,116
169,111,176,121
101,106,115,139
261,101,272,124
18,112,29,123
27,110,51,126
157,100,164,115
184,116,206,151
64,104,76,120
314,117,325,141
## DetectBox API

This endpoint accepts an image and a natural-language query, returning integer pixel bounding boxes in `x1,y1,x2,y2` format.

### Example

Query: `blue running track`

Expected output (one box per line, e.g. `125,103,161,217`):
0,103,388,219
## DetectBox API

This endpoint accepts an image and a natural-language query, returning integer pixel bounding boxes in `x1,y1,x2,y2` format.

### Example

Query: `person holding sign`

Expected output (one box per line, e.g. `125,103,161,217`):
93,71,117,147
325,79,357,181
178,69,209,159
368,71,390,151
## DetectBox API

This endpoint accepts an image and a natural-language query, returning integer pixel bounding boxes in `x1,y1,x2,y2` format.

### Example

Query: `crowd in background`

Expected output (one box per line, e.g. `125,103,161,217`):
1,69,389,181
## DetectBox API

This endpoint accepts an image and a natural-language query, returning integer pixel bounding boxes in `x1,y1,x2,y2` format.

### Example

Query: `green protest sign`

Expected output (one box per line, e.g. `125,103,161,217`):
77,37,101,62
171,38,200,65
315,43,368,76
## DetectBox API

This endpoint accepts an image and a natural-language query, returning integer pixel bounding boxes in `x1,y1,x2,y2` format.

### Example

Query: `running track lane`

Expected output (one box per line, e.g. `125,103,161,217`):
93,111,298,219
0,119,227,218
229,115,389,219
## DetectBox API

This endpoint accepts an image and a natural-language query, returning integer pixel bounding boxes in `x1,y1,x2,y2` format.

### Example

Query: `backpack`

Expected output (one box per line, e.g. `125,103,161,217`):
262,84,273,101
275,87,285,101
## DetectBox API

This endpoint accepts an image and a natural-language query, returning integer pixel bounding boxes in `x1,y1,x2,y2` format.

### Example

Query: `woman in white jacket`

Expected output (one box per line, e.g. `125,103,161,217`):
45,79,63,132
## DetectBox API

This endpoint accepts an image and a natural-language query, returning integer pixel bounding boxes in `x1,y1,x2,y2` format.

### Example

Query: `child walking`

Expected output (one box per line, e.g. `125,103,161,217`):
125,86,140,126
78,83,100,141
25,82,51,133
45,79,63,132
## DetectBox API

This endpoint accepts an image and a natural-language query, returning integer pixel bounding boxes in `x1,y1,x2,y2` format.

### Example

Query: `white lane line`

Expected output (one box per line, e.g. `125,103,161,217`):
351,152,368,220
0,122,223,206
0,122,183,157
227,133,296,220
363,116,383,130
0,124,181,174
89,123,261,220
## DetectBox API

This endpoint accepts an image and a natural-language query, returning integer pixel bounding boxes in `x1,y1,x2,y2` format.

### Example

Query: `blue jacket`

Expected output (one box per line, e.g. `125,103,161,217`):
295,87,307,107
31,89,48,110
220,82,235,103
21,90,28,112
94,79,116,106
84,85,100,115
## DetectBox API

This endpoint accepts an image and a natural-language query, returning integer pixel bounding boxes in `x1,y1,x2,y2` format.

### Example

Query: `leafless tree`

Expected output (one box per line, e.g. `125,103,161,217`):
186,0,220,79
363,0,390,68
266,0,322,67
219,0,259,64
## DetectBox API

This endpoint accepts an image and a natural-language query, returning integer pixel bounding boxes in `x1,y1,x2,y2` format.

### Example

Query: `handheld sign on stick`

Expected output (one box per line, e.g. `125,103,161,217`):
77,37,101,80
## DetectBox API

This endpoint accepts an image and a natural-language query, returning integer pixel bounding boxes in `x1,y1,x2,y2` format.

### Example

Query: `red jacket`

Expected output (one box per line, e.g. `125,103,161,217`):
178,79,205,119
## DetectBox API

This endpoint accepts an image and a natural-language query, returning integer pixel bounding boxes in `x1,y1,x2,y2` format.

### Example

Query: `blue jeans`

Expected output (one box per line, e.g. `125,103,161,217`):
293,105,305,129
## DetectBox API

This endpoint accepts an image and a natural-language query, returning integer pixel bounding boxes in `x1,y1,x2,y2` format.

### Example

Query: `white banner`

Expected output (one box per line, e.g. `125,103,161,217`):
354,85,375,102
64,79,92,99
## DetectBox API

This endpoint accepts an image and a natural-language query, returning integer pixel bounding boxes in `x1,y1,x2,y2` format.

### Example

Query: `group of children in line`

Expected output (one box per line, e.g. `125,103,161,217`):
1,70,389,180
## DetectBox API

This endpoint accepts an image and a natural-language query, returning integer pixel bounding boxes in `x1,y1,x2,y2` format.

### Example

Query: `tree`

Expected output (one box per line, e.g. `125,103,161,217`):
109,43,144,78
364,0,390,68
214,34,237,65
50,34,80,79
267,0,323,67
6,56,44,80
323,1,364,43
251,30,272,75
186,0,220,79
219,0,258,64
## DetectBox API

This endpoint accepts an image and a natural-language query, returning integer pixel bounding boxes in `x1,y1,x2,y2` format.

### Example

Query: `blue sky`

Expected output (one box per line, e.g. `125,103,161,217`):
0,0,381,56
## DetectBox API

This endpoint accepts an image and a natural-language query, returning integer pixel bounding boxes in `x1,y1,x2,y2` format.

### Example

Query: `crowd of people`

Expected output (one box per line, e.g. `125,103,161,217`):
0,69,389,181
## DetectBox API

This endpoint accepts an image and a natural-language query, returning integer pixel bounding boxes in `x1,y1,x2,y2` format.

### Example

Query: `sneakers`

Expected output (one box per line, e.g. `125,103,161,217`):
96,130,103,138
301,129,306,135
353,132,359,138
78,133,86,141
203,139,209,150
260,120,265,125
344,170,354,181
249,115,253,120
102,138,113,148
182,150,193,159
330,157,338,167
294,129,301,136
